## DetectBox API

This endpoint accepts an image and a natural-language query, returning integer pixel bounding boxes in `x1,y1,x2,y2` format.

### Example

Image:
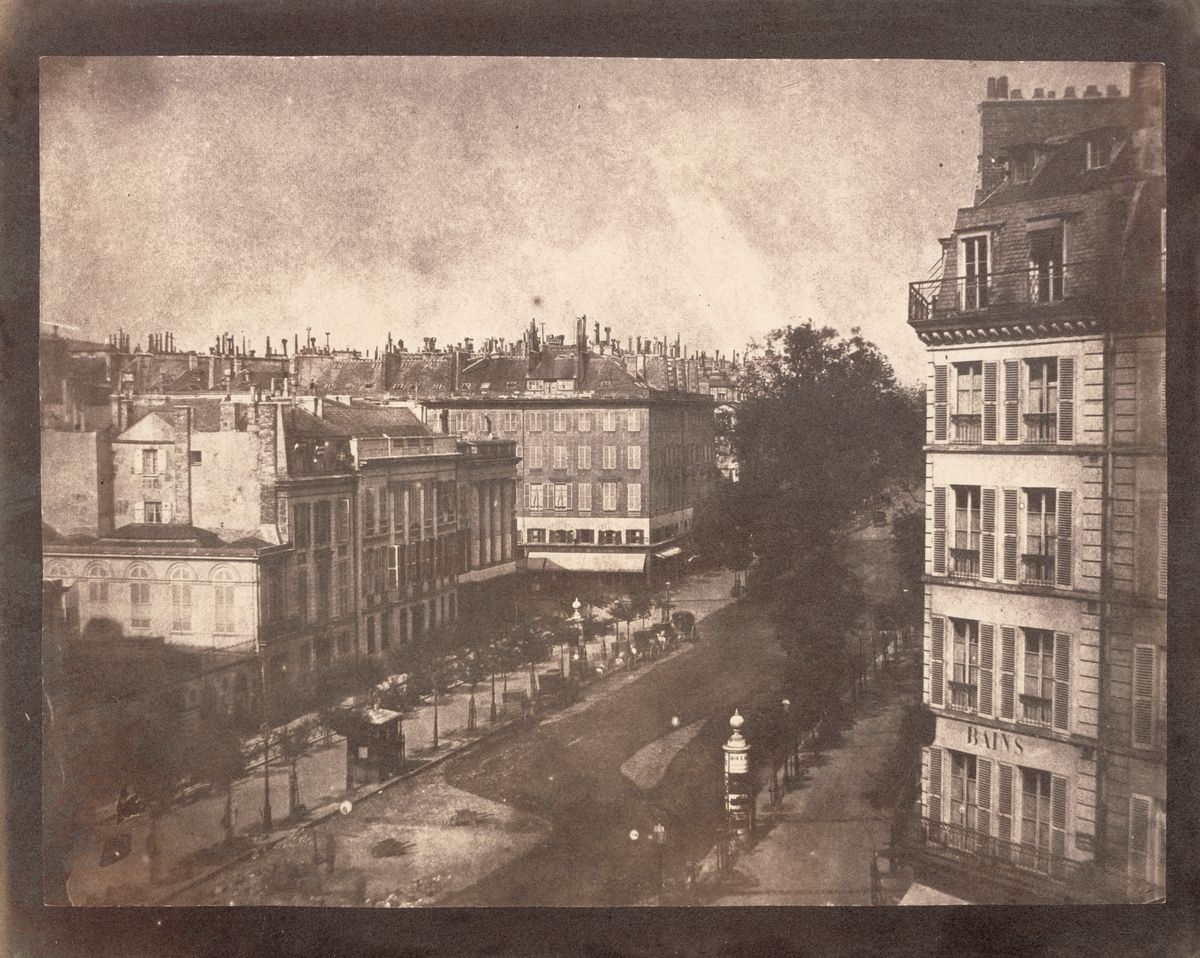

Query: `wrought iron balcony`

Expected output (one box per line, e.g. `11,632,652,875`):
1021,552,1056,585
1019,693,1053,726
948,547,981,580
1023,412,1058,443
951,414,982,443
908,260,1104,327
948,681,978,712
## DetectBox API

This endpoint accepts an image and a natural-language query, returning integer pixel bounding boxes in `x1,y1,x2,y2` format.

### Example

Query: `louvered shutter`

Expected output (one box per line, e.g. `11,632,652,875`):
1159,494,1168,599
1004,359,1020,441
999,625,1016,720
1057,356,1075,442
566,482,573,510
933,487,947,575
926,746,943,823
981,488,996,579
1160,348,1166,427
1132,645,1156,748
1056,489,1074,588
523,483,529,510
997,762,1015,843
978,624,995,717
1128,795,1151,880
976,758,993,838
929,615,945,707
933,365,948,442
983,361,998,441
1002,489,1019,582
1050,775,1068,858
1053,632,1071,732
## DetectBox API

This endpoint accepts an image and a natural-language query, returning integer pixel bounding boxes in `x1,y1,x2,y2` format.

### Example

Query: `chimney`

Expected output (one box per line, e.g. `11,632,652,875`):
1084,84,1101,98
996,76,1008,99
986,77,996,99
1033,87,1044,99
1064,86,1077,98
1010,88,1023,99
1106,84,1121,97
1047,90,1056,99
594,320,600,345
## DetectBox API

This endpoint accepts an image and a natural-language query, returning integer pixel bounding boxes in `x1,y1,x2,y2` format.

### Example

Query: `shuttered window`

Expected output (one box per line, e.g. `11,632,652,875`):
578,412,592,432
578,445,591,470
977,757,993,838
981,488,997,579
1004,360,1020,441
578,483,592,512
627,483,642,513
1057,357,1075,442
982,361,998,441
602,482,618,512
997,762,1015,841
926,746,943,823
553,445,568,470
999,625,1016,720
978,624,995,717
933,365,948,441
1132,644,1159,749
1055,489,1074,588
1159,494,1168,599
933,486,947,575
1002,489,1019,581
929,615,945,707
603,445,617,470
627,445,642,470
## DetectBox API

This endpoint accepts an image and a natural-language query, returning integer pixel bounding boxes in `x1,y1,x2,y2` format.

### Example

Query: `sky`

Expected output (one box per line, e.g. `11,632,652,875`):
40,57,1132,385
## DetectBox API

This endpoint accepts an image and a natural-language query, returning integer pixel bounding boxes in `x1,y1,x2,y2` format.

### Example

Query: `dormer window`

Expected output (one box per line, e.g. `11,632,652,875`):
1007,148,1034,184
1085,135,1111,170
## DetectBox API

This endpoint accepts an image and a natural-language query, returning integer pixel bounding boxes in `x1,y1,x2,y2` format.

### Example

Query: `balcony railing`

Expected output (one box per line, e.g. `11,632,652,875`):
948,680,978,712
908,260,1104,326
948,547,981,580
951,414,982,443
1021,552,1056,585
1024,412,1058,443
911,816,1163,904
1019,693,1053,726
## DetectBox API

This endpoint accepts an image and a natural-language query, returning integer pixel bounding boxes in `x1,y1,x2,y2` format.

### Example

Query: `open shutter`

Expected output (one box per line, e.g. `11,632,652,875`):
933,487,947,575
981,488,997,579
929,615,945,707
933,365,948,442
999,625,1016,720
977,757,993,838
927,746,943,823
566,482,573,510
1053,632,1071,732
983,361,998,441
1159,494,1168,599
1050,775,1068,858
1004,359,1020,441
523,483,529,510
1002,489,1019,582
1129,795,1151,879
978,623,995,717
997,762,1015,843
1057,356,1075,442
1056,489,1074,588
1132,645,1156,748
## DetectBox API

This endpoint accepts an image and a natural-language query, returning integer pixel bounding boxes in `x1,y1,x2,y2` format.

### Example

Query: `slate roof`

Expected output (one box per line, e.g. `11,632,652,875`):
979,126,1132,208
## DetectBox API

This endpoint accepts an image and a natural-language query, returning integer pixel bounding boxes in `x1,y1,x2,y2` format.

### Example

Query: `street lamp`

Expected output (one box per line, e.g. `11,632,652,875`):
663,580,672,625
571,596,587,675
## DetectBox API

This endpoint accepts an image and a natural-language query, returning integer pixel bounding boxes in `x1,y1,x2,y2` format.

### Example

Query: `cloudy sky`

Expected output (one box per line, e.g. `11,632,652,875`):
41,57,1131,384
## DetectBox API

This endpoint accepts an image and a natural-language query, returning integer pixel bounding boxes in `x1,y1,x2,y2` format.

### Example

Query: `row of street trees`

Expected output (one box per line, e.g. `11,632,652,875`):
692,321,924,716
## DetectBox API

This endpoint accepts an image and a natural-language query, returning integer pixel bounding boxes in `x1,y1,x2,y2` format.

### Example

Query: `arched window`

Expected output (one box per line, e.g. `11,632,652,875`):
212,566,237,634
129,565,152,629
85,562,110,602
44,562,70,581
169,566,194,633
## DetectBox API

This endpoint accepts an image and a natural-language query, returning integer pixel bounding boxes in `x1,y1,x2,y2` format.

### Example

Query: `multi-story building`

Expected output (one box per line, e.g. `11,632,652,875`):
421,318,718,577
906,66,1165,903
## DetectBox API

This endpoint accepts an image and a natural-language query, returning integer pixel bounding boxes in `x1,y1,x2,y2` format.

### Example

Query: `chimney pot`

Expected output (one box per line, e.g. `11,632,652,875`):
1010,88,1023,99
1033,87,1044,99
1106,84,1121,97
986,77,997,98
1047,90,1056,99
1064,86,1077,98
997,76,1008,98
1084,84,1101,98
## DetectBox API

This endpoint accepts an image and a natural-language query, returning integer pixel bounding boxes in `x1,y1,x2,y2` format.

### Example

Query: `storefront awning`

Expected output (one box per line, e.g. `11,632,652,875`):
526,550,647,573
655,546,683,559
897,883,970,906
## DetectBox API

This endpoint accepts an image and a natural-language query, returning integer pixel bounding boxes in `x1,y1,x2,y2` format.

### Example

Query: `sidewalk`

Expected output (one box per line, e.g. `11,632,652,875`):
65,568,735,906
697,643,920,906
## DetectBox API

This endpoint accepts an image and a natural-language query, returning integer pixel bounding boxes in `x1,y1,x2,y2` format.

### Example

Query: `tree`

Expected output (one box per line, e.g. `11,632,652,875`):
406,631,460,751
275,718,317,820
501,615,560,697
608,598,637,642
190,710,251,844
890,507,925,628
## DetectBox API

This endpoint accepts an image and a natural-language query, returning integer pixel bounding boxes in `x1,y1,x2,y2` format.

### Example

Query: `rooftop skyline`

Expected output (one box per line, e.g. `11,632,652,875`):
41,57,1132,385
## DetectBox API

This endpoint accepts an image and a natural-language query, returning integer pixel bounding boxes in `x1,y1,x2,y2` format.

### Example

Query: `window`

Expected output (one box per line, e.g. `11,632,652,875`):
142,448,158,475
294,502,311,548
144,501,163,524
526,528,546,544
953,363,982,443
528,411,543,431
578,483,592,512
1129,795,1166,891
599,530,621,545
578,445,591,470
314,500,331,546
553,445,568,470
170,567,194,632
1085,135,1110,170
554,483,570,510
1007,148,1034,184
1024,359,1058,442
552,411,568,432
1022,489,1057,584
602,482,618,512
550,529,572,544
213,568,236,633
1020,630,1056,726
1028,226,1065,303
603,410,617,432
949,751,979,832
190,450,203,465
336,498,351,541
528,483,545,510
336,557,350,615
950,486,981,579
87,564,110,602
626,445,642,470
949,618,979,711
961,234,990,310
388,546,400,589
128,566,152,628
578,412,592,432
378,487,389,533
626,529,645,545
627,409,641,432
603,446,617,470
529,445,544,470
576,528,595,544
1132,644,1161,749
1020,768,1053,864
627,483,642,513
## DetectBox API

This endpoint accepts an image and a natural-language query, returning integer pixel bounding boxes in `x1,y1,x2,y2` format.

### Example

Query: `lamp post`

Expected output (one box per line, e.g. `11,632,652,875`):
571,596,587,676
663,580,672,625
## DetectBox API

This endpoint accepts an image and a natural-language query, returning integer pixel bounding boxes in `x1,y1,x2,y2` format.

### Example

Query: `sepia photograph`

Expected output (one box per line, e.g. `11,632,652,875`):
36,56,1165,909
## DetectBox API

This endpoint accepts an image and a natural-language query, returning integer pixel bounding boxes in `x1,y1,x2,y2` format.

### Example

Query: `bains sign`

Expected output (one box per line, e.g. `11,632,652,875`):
966,724,1025,754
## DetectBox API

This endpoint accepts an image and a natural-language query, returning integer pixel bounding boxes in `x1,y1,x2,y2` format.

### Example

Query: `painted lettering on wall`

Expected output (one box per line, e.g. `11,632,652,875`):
966,724,1025,753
